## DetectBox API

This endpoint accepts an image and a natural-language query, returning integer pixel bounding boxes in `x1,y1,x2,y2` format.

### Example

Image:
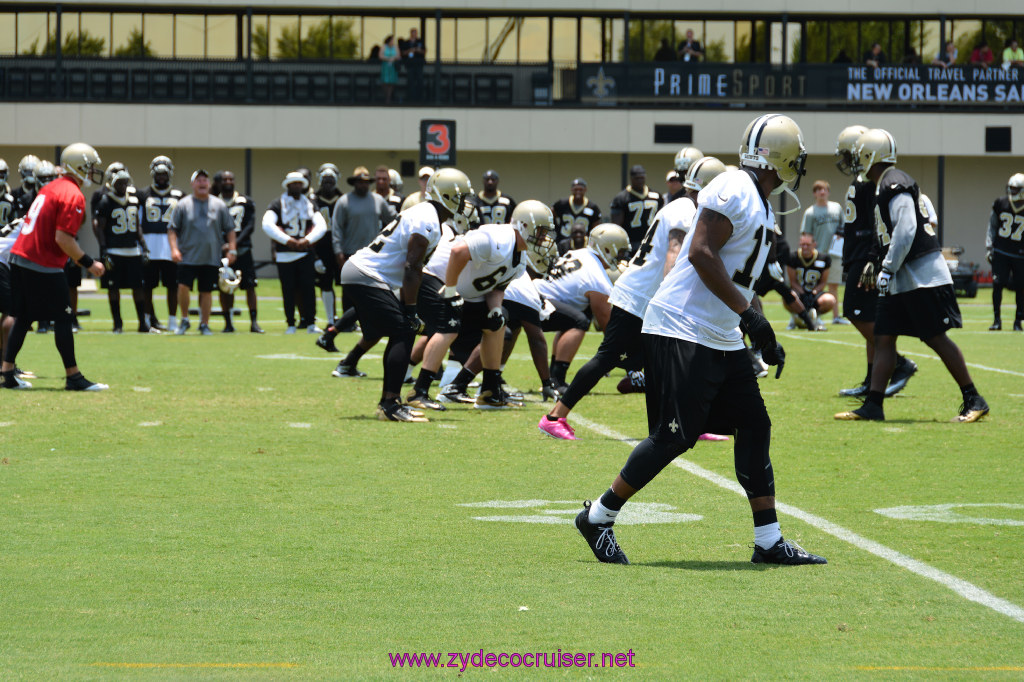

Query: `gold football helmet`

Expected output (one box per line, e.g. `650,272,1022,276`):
388,168,403,193
683,156,727,193
854,128,898,176
18,155,41,184
673,146,704,174
150,155,174,180
739,114,807,189
426,168,474,217
834,125,868,176
588,223,630,268
1008,173,1024,211
510,200,556,261
60,143,103,187
33,160,57,186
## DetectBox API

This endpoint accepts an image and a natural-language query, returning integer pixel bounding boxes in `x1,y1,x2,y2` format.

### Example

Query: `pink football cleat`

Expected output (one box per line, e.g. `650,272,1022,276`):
538,415,577,440
698,433,729,442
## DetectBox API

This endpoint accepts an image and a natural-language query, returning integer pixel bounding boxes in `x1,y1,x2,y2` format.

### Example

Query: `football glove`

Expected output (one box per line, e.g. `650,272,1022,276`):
858,261,876,290
739,306,776,352
761,341,786,379
485,307,506,332
767,260,784,282
986,249,992,264
876,268,893,295
403,304,424,334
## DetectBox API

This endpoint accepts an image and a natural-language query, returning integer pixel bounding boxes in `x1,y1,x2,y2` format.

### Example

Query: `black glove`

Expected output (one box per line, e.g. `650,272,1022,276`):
761,341,786,378
403,304,424,334
485,307,506,332
141,250,150,266
100,248,114,271
740,306,776,352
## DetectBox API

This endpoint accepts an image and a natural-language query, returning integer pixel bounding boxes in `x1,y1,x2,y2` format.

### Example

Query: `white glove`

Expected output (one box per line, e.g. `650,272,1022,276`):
876,268,893,294
767,261,784,282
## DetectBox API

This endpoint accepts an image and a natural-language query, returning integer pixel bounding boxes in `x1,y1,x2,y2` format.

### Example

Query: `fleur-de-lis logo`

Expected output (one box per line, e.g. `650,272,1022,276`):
587,68,616,98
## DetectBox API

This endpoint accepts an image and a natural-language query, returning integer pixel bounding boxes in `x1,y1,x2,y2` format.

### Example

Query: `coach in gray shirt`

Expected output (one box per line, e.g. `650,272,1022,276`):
332,165,396,268
168,169,236,335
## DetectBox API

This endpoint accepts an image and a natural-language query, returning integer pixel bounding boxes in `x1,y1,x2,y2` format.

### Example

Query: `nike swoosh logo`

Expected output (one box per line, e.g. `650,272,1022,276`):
75,208,83,213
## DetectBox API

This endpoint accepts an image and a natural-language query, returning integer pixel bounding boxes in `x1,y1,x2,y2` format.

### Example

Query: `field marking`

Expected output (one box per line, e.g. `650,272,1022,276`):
256,353,381,361
137,421,162,427
0,421,13,427
458,499,701,525
777,333,1024,378
288,422,312,429
854,666,1024,672
570,413,1024,625
89,662,299,669
132,386,151,392
257,387,274,392
875,503,1024,527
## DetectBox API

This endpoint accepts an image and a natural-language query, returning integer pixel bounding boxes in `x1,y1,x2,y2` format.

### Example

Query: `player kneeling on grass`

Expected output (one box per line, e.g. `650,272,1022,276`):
339,168,469,422
783,233,835,331
835,129,988,423
408,200,553,410
576,114,826,566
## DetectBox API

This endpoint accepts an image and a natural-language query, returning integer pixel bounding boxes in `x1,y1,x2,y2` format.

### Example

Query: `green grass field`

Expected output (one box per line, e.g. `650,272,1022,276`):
2,283,1023,680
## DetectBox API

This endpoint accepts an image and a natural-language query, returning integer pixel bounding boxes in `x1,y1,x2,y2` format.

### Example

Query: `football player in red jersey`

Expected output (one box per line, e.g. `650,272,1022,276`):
1,143,109,391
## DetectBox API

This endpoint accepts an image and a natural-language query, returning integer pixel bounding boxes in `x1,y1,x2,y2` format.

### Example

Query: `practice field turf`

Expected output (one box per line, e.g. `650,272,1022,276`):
2,284,1022,680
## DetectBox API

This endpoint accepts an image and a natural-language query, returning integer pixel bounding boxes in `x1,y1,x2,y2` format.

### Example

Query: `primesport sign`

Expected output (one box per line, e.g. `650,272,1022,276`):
420,119,456,167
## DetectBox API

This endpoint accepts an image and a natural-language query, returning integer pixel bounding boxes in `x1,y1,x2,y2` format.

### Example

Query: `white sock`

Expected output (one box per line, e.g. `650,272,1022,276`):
168,314,177,328
322,291,336,326
404,365,414,382
439,360,461,388
754,522,782,550
588,499,619,525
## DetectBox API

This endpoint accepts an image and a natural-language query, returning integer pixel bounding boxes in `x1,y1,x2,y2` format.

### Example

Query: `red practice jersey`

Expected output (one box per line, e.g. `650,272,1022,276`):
12,176,86,269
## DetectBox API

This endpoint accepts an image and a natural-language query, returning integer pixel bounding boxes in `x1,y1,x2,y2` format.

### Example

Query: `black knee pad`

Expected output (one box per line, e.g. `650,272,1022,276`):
619,432,692,491
733,418,774,500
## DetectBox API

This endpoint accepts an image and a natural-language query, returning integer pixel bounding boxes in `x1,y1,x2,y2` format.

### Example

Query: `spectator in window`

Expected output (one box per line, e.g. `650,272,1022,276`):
832,49,853,64
380,35,399,104
970,41,994,68
677,30,704,62
1004,39,1024,68
931,41,958,69
403,28,426,102
367,45,381,62
653,38,676,62
864,43,886,68
902,48,921,64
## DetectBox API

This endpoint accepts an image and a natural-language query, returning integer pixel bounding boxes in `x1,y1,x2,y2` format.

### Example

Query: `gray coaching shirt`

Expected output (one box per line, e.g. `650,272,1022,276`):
331,191,396,256
169,194,234,267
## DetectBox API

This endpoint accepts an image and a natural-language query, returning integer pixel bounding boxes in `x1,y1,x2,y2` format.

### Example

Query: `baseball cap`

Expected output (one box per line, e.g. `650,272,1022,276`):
190,169,209,182
630,165,646,176
571,178,587,188
347,166,372,185
483,170,499,181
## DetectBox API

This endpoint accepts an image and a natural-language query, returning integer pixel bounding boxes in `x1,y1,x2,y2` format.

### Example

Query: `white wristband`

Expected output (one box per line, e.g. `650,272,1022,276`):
444,285,459,299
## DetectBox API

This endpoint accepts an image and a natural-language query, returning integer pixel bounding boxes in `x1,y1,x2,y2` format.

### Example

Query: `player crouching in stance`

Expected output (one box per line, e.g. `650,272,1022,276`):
784,233,835,331
576,115,826,566
340,168,470,422
835,130,988,423
407,200,553,410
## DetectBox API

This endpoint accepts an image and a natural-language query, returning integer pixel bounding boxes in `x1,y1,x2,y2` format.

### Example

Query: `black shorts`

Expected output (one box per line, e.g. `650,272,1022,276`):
64,259,82,288
799,290,826,311
102,254,145,289
641,334,769,448
177,264,218,293
992,252,1024,291
234,250,258,290
843,277,877,322
753,270,795,304
599,305,645,370
145,259,177,289
344,283,406,339
10,263,74,322
0,263,12,314
416,274,446,336
504,300,541,331
314,239,339,289
874,284,962,341
541,299,591,332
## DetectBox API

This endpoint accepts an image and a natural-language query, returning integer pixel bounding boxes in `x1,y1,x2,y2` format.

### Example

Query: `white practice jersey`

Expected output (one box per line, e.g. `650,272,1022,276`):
456,224,525,302
1,220,23,265
610,195,697,318
503,270,544,313
345,200,442,290
644,169,773,351
423,222,458,281
534,248,613,311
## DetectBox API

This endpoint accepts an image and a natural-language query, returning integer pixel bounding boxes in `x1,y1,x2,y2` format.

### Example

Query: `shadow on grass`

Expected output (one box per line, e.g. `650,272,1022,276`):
637,559,763,571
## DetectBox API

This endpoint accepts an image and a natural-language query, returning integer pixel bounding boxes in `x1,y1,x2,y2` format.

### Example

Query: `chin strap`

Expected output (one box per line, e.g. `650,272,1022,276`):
775,187,802,216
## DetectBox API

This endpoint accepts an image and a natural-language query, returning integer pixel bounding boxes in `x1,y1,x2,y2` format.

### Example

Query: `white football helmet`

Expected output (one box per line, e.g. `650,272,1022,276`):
683,156,727,193
739,114,807,190
426,168,474,217
19,155,40,185
34,161,57,186
218,258,242,295
110,169,132,194
854,128,898,176
588,223,630,269
150,155,174,180
673,146,704,174
60,143,103,187
103,161,126,189
526,239,557,276
834,125,868,176
1008,173,1024,211
510,200,557,262
388,168,403,193
0,158,8,185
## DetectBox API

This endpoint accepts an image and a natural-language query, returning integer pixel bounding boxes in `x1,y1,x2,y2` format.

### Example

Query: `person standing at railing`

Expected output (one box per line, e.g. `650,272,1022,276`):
863,43,886,69
931,41,958,69
380,35,399,105
970,41,994,69
676,29,704,62
402,28,426,103
1003,39,1024,68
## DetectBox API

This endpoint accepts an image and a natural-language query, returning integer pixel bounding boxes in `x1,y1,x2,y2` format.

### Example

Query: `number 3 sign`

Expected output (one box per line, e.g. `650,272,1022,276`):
420,119,456,166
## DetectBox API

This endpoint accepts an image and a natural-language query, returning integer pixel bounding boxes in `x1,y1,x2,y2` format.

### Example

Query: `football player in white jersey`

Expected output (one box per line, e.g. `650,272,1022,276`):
535,224,628,392
408,201,553,410
575,114,827,567
338,168,472,422
539,157,726,441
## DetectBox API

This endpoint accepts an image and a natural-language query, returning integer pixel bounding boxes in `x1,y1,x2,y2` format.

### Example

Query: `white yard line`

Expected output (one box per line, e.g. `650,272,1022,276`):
777,332,1024,378
570,413,1024,625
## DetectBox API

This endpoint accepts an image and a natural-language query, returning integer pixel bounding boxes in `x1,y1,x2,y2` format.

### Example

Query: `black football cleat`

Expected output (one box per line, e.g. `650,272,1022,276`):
751,537,827,565
1,370,32,389
438,383,475,404
838,381,869,398
1015,320,1023,332
834,401,885,421
953,394,989,423
332,362,367,378
250,322,265,334
989,320,1001,331
376,401,429,423
575,501,629,564
541,380,562,402
405,391,447,411
65,372,109,391
315,335,339,353
884,357,918,397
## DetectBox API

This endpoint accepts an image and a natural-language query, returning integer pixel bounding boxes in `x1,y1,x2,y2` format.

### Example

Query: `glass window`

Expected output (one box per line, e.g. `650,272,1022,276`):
206,14,235,59
606,17,625,61
704,21,734,64
551,18,576,65
485,17,517,63
143,14,174,58
111,14,141,58
0,13,14,55
437,17,457,62
17,12,51,55
456,18,487,63
266,15,295,59
579,18,602,62
174,14,205,58
77,13,110,57
518,17,548,63
364,17,396,61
